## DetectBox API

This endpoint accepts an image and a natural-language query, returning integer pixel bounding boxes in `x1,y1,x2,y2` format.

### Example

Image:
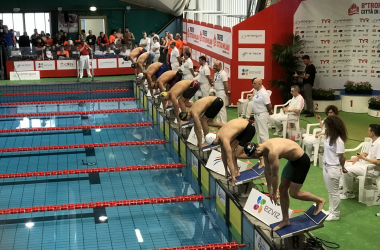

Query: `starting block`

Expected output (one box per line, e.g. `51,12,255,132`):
205,150,249,175
187,126,203,146
270,204,327,238
230,162,265,186
179,119,194,137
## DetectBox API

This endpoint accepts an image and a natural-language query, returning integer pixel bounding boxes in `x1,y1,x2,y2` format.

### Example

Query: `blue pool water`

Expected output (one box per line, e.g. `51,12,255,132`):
0,92,226,249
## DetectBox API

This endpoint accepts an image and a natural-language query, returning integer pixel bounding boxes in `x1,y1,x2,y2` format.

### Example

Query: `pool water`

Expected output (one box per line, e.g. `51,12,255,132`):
0,91,226,249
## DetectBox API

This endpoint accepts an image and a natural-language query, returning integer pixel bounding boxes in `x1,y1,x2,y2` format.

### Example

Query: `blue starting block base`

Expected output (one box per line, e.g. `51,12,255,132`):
270,204,327,238
181,119,194,128
166,106,174,111
229,162,265,185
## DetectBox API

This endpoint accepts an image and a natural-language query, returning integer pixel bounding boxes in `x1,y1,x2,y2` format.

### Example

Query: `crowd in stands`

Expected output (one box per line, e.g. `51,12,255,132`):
1,25,184,64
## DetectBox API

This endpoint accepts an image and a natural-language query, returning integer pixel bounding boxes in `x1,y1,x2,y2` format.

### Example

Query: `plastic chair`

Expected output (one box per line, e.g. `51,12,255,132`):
344,137,380,206
273,100,304,139
237,88,254,117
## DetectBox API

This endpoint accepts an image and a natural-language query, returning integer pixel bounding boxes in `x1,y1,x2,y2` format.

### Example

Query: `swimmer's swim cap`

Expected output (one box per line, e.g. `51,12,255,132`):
244,142,258,157
205,133,217,145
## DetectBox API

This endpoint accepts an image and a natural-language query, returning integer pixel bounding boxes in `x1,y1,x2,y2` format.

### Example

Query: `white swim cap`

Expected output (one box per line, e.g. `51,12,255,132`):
205,133,217,145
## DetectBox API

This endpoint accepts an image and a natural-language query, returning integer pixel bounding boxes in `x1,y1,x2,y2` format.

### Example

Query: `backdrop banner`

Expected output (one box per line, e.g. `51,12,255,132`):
58,13,78,33
294,0,380,89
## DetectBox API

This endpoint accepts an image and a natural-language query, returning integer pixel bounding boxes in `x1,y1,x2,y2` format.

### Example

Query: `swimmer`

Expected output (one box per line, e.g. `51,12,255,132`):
123,47,145,76
156,70,183,93
136,51,156,76
146,62,169,96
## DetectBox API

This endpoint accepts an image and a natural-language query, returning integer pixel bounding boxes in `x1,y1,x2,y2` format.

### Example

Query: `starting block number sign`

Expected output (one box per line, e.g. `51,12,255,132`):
255,229,270,250
205,150,249,176
244,189,293,226
187,127,204,146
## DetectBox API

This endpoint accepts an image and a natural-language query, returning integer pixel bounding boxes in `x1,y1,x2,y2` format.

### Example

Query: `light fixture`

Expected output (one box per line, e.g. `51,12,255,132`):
57,7,62,12
25,222,34,228
13,8,20,12
99,216,107,221
90,6,97,11
126,6,131,11
135,229,144,242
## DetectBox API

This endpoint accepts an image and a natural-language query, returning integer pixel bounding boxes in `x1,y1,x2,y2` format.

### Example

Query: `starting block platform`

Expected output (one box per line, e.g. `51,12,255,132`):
202,144,220,152
181,119,194,128
205,150,249,175
270,204,327,238
230,162,265,186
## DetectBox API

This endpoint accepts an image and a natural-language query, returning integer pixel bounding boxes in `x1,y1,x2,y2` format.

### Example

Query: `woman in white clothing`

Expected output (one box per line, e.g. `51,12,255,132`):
322,116,347,221
303,105,339,161
181,51,195,80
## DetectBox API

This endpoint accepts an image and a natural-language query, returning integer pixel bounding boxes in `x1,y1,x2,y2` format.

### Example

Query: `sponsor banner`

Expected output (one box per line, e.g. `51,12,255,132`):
35,61,55,71
216,183,226,206
98,58,117,69
191,49,197,60
186,22,232,59
57,60,77,70
244,189,293,226
183,33,187,44
118,58,132,68
191,152,199,171
238,48,265,62
38,105,58,113
238,30,265,44
238,66,265,79
89,59,97,69
10,71,40,80
294,0,380,88
254,230,270,250
224,63,231,78
173,131,179,154
17,106,37,114
205,150,248,176
14,61,34,71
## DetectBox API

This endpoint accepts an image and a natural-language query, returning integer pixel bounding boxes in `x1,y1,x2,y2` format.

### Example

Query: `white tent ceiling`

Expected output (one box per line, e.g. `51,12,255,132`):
119,0,189,16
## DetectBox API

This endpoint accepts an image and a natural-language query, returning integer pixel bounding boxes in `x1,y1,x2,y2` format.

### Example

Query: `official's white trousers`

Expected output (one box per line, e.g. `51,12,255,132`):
171,62,179,71
270,113,288,132
323,164,342,217
254,112,269,144
341,161,368,192
79,55,91,76
216,90,227,124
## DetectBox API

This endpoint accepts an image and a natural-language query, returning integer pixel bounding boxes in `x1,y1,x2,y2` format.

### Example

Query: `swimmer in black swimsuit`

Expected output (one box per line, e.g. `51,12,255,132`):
244,138,326,232
179,96,225,149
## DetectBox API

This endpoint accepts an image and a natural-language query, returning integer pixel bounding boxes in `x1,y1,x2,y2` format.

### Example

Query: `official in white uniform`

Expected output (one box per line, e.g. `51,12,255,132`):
182,51,195,80
247,78,272,144
270,85,304,136
322,116,347,221
170,42,180,71
151,37,160,63
212,61,228,124
139,31,150,51
194,56,212,98
341,124,380,200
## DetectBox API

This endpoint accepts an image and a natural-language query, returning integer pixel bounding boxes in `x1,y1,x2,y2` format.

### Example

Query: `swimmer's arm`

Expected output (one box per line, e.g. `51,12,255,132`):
171,96,181,123
221,145,229,174
147,73,153,86
222,139,235,169
193,114,203,148
268,153,280,194
263,155,272,191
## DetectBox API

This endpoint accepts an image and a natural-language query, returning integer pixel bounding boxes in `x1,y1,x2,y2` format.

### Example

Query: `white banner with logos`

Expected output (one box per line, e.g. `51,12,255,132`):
244,189,293,226
186,23,232,59
57,60,77,70
35,61,56,71
224,63,231,78
98,58,117,69
89,59,97,69
294,0,380,89
238,30,266,44
10,71,40,80
238,48,265,62
192,152,199,171
238,66,265,79
118,58,132,68
205,150,249,176
14,61,34,71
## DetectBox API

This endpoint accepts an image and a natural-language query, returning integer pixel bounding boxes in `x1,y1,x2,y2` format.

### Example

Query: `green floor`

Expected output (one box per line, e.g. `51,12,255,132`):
0,75,135,84
226,108,380,250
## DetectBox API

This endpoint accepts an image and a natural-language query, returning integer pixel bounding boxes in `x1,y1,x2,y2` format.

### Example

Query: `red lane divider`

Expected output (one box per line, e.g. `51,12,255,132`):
1,97,136,106
0,195,209,215
0,122,153,134
0,139,168,153
0,108,145,118
0,163,185,179
1,89,132,96
148,242,246,250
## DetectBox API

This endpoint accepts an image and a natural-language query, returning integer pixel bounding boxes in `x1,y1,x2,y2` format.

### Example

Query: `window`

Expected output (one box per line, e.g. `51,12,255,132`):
0,12,50,37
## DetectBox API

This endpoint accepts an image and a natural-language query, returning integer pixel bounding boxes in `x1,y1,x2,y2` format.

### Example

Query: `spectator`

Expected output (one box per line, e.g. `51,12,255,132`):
86,30,96,46
54,34,63,46
139,31,150,51
166,33,175,63
175,33,183,56
97,32,109,46
341,124,380,200
182,51,195,80
30,29,39,45
57,46,69,59
294,55,316,117
164,31,169,40
61,32,68,43
115,28,123,45
103,46,115,55
151,37,160,63
2,26,15,55
123,27,135,50
35,38,46,59
40,31,46,41
148,30,159,50
63,37,74,46
10,29,17,45
212,61,229,124
322,116,348,221
45,34,53,46
75,35,82,45
159,37,167,63
270,85,304,136
80,29,87,40
109,30,116,44
133,42,139,49
19,32,31,55
78,40,92,78
119,46,129,56
169,41,180,71
194,55,212,98
45,46,53,59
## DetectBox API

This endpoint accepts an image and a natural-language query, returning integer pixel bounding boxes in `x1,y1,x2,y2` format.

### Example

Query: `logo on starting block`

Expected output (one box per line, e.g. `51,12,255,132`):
254,196,267,213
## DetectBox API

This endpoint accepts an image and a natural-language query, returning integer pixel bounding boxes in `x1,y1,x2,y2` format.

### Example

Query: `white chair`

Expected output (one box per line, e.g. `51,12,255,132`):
239,90,273,119
301,123,323,165
237,88,254,117
344,138,380,206
273,100,304,139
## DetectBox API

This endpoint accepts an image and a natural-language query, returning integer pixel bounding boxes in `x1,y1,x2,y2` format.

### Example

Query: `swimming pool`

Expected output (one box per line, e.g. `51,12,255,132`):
0,81,243,250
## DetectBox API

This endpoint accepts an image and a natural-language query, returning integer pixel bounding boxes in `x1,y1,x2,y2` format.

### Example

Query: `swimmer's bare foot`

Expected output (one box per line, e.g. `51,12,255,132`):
235,172,241,177
180,121,189,127
231,176,237,186
258,162,264,169
314,198,326,216
273,220,290,232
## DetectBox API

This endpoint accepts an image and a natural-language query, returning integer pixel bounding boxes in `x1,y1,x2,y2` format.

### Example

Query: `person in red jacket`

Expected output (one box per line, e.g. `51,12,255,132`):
97,32,109,46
